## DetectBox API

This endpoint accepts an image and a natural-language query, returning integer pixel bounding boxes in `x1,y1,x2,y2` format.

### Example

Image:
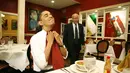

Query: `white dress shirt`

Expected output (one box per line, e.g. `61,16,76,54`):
30,29,68,72
72,23,79,39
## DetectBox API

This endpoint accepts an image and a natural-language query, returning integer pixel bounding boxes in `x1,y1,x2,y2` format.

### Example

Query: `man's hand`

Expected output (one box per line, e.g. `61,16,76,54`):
53,31,63,46
47,31,54,46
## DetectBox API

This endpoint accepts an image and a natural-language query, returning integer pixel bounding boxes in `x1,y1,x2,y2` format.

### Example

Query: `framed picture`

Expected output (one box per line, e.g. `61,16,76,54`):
11,19,17,30
105,10,126,38
2,19,8,30
28,9,41,31
61,23,66,35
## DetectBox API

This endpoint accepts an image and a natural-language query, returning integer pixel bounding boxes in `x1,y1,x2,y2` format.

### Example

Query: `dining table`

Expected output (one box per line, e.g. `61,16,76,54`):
46,44,118,73
0,44,29,71
46,60,119,73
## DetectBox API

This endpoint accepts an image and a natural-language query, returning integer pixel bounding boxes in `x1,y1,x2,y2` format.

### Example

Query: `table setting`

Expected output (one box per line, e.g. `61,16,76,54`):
47,52,130,73
0,43,29,71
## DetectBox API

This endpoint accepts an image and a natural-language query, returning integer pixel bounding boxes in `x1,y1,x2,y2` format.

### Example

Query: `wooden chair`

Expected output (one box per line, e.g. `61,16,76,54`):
25,45,33,72
91,40,109,61
22,45,34,73
1,37,10,44
0,61,9,72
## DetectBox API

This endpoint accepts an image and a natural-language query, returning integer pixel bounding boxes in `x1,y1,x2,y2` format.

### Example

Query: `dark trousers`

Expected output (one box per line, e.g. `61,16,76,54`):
69,41,81,64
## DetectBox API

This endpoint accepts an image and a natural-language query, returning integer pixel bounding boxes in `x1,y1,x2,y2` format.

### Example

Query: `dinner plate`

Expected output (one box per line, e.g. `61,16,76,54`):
70,64,87,73
113,65,122,73
0,47,7,50
70,64,99,73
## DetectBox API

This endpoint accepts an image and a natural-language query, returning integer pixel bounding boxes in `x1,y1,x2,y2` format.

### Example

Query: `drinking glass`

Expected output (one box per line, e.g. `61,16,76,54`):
1,39,5,47
8,40,13,49
24,39,27,44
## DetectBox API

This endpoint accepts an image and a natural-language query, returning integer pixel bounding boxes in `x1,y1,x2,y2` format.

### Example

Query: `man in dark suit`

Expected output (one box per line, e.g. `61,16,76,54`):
63,13,85,64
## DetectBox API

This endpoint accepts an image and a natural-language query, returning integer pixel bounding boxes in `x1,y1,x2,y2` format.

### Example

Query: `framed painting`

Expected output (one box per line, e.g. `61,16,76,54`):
61,23,66,35
28,9,41,31
11,19,17,30
2,19,8,30
105,10,127,38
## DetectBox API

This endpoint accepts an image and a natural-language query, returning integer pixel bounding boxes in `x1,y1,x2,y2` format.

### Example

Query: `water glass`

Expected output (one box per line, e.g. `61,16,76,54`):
24,39,27,44
1,40,5,47
8,40,13,48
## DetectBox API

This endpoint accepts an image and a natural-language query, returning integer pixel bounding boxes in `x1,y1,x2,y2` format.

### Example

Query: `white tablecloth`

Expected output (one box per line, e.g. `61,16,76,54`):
0,44,29,71
46,60,118,73
84,44,116,58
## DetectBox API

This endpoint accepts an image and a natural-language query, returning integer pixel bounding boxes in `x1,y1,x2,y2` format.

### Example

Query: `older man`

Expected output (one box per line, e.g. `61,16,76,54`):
30,10,68,72
63,13,85,64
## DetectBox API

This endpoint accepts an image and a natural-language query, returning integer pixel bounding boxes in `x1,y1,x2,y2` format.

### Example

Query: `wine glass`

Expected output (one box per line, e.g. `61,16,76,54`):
1,39,5,47
24,39,27,44
8,39,13,49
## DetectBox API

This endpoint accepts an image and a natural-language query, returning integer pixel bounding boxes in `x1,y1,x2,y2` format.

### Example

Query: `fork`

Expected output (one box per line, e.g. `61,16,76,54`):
61,68,71,73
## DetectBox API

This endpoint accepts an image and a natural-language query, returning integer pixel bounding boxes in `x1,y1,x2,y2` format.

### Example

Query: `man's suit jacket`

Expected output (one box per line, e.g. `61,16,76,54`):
63,23,85,52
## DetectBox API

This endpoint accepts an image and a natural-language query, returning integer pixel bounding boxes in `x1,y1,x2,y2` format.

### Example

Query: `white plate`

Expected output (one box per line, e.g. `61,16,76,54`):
113,65,122,73
70,64,99,73
70,64,87,73
0,47,7,50
88,65,99,73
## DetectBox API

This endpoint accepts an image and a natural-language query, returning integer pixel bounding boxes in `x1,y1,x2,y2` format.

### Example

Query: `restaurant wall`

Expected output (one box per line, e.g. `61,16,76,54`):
0,0,62,43
25,2,62,43
61,0,130,20
61,0,130,58
0,0,18,13
2,14,17,37
25,2,61,34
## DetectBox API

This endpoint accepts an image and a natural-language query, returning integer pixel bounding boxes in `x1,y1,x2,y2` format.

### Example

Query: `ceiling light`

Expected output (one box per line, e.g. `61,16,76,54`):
118,6,122,8
1,14,5,17
51,0,55,3
95,10,98,12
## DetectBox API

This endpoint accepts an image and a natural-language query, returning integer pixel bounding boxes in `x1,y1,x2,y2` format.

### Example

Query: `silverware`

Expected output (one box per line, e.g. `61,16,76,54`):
61,68,70,73
64,68,70,73
61,68,67,73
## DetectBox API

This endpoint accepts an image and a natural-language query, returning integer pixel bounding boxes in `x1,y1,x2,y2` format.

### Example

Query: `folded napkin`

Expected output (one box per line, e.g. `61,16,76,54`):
117,50,130,72
48,41,64,70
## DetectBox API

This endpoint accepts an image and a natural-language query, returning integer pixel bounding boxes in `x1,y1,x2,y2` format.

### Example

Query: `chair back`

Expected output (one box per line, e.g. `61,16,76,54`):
27,45,33,70
125,41,130,55
0,37,9,44
96,40,109,53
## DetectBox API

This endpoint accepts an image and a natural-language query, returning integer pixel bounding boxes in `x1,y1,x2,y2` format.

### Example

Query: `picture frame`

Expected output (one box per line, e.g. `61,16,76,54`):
2,19,8,30
60,23,66,35
28,9,41,31
11,19,17,30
